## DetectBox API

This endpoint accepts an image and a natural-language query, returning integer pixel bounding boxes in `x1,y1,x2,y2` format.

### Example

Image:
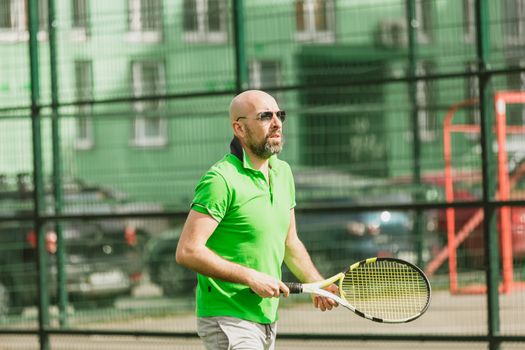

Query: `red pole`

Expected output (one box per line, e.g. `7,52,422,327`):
442,99,478,293
494,93,514,293
444,106,458,293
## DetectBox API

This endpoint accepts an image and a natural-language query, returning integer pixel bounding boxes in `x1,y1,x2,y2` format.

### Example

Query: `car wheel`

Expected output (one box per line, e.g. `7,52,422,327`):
157,255,195,296
0,281,11,318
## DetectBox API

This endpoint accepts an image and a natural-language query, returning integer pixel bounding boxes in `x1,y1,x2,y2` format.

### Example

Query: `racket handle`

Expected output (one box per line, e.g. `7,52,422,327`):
284,282,303,294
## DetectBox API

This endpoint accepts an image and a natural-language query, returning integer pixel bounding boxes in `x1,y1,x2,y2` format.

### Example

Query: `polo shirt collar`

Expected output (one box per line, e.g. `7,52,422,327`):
229,137,277,171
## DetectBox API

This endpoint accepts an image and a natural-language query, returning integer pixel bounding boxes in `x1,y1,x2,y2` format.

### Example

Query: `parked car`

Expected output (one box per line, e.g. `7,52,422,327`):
291,169,439,275
144,209,437,296
143,227,196,297
144,169,439,295
0,220,145,316
0,175,154,316
289,197,438,279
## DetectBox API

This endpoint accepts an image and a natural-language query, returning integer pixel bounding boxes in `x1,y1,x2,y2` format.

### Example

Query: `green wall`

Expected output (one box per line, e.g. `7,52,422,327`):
0,0,521,208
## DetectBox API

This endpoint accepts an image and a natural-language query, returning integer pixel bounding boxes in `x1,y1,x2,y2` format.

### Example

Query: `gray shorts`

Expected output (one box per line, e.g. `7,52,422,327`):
197,316,277,350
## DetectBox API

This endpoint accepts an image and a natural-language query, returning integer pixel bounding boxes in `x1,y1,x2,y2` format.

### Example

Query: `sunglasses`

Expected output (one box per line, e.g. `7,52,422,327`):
236,110,286,123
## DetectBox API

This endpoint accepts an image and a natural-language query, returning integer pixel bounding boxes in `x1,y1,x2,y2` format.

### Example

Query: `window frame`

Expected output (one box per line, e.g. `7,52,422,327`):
415,62,437,142
249,60,282,89
503,0,525,46
74,60,95,150
0,0,48,42
465,62,480,123
415,0,432,44
183,0,228,43
249,59,283,102
463,0,475,43
507,60,525,125
295,0,336,43
132,117,168,147
71,0,90,41
131,60,168,148
127,0,163,43
463,62,481,140
75,116,94,150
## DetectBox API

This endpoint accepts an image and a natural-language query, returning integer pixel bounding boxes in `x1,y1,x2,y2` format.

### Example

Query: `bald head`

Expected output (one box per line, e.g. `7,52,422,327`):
229,90,278,124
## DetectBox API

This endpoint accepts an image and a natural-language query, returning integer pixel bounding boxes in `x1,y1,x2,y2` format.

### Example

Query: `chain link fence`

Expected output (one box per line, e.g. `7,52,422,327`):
1,0,525,349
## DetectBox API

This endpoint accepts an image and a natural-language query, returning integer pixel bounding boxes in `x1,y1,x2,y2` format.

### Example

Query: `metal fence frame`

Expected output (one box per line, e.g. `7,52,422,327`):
1,0,525,349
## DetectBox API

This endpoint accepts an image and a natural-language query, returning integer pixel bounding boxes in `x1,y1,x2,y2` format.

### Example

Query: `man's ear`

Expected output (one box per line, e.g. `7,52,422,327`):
232,122,245,138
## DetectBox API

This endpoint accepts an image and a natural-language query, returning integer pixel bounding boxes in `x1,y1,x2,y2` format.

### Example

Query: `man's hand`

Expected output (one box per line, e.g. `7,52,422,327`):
247,269,290,298
312,284,339,311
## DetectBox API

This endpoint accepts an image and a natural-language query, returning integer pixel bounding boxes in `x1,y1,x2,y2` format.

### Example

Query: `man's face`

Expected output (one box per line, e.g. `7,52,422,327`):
244,111,285,159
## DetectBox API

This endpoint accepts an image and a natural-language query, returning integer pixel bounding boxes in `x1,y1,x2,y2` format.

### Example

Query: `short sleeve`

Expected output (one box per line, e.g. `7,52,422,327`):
191,170,230,222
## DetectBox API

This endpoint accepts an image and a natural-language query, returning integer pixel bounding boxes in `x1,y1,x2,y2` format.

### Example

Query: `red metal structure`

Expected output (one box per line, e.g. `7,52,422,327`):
425,92,525,294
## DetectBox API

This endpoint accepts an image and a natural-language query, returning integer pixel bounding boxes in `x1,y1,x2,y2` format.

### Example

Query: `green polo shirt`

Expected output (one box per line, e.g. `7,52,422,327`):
191,147,296,324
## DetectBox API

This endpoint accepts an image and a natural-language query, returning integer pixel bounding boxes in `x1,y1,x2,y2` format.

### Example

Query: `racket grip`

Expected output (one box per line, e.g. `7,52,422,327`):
284,282,303,294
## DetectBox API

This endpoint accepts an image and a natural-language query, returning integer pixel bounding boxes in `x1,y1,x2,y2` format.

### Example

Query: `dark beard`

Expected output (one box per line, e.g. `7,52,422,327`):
246,133,284,159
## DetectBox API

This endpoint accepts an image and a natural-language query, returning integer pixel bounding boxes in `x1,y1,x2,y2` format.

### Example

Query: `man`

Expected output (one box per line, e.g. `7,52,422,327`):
176,90,337,350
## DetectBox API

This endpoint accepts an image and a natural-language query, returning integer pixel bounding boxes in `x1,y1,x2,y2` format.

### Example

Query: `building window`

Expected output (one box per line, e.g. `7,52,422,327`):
71,0,90,40
506,61,525,162
0,0,47,42
131,61,167,147
465,62,480,125
415,0,432,43
249,61,281,89
503,0,525,46
183,0,227,43
463,62,480,140
0,0,25,33
127,0,162,42
463,0,475,43
507,61,525,125
133,117,168,147
416,62,437,142
249,60,283,101
38,0,48,32
35,0,49,35
295,0,335,43
76,117,93,149
75,60,94,150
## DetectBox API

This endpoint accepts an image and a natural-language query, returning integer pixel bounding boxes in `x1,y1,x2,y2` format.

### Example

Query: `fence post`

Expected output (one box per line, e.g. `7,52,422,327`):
28,0,50,349
48,0,68,327
232,0,248,93
405,0,425,267
475,1,500,349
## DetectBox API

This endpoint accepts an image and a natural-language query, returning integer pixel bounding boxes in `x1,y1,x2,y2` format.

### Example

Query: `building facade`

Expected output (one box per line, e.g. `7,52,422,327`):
1,0,524,208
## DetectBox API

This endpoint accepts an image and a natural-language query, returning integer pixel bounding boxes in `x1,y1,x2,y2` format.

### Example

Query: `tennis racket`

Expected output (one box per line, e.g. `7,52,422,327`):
284,257,431,323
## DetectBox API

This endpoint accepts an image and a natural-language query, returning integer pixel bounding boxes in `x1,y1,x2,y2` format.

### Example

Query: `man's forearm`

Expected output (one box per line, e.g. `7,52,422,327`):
284,239,324,283
177,244,288,298
177,245,254,286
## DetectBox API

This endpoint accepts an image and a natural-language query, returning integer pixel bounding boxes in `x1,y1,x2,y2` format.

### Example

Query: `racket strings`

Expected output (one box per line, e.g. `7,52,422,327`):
341,260,429,321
